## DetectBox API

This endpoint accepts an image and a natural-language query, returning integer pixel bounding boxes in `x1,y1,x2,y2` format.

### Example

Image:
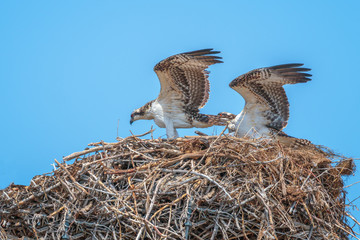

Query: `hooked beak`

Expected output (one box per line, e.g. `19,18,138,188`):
130,118,134,125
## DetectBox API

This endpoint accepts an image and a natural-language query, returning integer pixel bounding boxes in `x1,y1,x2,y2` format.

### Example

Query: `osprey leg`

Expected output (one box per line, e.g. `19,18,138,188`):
164,117,179,139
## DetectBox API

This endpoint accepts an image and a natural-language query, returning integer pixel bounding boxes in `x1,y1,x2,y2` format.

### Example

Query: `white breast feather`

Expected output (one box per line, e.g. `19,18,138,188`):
151,100,193,129
230,103,272,138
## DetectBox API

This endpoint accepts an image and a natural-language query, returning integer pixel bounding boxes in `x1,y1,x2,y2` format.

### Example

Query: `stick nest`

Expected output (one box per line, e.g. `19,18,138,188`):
0,134,356,239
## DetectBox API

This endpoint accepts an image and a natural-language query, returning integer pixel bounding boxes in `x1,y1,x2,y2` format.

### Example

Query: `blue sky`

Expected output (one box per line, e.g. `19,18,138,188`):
1,0,360,235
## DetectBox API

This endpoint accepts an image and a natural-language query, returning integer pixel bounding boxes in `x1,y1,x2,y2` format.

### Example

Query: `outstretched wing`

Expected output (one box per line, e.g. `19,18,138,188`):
229,64,311,130
154,49,222,110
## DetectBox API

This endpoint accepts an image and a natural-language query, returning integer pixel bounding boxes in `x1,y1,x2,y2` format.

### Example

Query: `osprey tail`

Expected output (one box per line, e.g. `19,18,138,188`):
194,113,235,126
274,131,313,148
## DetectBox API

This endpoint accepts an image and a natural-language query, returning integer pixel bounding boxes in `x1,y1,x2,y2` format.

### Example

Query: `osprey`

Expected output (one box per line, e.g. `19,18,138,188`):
130,49,230,138
226,63,312,146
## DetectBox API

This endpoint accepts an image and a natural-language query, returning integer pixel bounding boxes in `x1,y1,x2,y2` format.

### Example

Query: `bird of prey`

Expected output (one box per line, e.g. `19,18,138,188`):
227,63,312,145
130,49,230,138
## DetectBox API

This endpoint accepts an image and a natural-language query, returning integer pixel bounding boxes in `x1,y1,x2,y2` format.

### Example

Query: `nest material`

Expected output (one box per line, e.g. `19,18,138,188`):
0,133,356,240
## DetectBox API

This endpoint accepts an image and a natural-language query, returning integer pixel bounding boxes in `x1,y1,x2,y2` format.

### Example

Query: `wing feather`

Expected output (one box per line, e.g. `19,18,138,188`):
154,49,222,110
229,63,311,130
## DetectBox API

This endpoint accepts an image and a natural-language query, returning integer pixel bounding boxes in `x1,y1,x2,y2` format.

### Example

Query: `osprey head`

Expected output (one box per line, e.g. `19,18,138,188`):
130,101,154,125
130,109,142,125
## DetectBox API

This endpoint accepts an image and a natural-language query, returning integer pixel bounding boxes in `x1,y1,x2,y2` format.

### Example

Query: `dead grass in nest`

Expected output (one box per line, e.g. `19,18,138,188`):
0,131,357,239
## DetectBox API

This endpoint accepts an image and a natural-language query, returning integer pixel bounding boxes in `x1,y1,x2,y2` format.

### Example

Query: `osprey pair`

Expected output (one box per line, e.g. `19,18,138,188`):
130,49,311,144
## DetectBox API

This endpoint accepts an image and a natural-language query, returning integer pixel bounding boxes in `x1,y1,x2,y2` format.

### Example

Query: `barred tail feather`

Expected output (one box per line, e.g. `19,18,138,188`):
206,114,234,126
275,131,312,148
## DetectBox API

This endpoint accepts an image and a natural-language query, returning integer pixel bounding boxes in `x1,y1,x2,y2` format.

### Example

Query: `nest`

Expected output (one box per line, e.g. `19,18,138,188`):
0,131,357,239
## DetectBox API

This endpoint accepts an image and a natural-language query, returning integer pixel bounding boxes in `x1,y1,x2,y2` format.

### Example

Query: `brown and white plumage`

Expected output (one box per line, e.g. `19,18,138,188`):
228,64,311,139
130,49,230,138
275,130,313,148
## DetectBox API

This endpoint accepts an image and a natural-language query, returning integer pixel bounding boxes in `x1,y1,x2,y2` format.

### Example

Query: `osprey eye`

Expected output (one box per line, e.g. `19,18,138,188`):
131,113,134,118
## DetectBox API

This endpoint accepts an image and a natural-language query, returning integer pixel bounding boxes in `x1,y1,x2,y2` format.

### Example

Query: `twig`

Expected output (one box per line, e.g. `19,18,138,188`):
198,125,228,164
346,212,360,227
63,144,117,161
105,151,206,175
54,159,89,195
10,182,61,209
128,128,156,139
159,169,233,200
185,196,193,240
149,193,187,221
66,129,155,161
344,180,360,189
210,210,220,240
135,178,165,240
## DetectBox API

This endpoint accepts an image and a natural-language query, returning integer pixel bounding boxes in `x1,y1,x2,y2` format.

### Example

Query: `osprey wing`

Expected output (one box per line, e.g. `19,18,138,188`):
154,49,222,110
229,64,311,130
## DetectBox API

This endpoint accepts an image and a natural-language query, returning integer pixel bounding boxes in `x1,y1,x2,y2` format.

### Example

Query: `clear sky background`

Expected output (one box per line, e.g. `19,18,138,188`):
1,0,360,236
